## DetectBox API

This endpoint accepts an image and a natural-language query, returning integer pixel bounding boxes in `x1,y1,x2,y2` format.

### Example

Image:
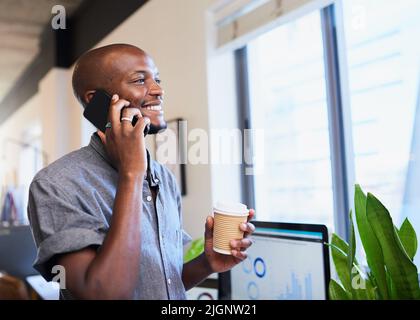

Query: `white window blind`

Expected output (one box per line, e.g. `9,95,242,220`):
210,0,335,49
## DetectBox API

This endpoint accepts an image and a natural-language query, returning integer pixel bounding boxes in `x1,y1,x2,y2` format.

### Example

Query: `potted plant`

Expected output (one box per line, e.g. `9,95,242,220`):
328,185,420,299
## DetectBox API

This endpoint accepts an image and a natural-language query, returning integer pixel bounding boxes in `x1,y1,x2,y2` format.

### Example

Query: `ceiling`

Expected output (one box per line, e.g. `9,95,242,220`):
0,0,84,103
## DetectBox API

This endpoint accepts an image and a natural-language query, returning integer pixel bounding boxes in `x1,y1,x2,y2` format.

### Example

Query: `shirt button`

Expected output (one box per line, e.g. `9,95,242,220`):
146,195,152,202
167,278,171,285
155,178,159,183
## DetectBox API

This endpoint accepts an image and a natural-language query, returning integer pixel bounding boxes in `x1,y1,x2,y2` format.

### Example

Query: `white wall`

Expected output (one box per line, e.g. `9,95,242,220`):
206,50,242,205
38,68,82,163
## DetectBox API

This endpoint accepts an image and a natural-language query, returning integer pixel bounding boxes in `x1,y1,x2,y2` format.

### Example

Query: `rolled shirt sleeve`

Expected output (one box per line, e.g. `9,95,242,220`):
27,178,107,281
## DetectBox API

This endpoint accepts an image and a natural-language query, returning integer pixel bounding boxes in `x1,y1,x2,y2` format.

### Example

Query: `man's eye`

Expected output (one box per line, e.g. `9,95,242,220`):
155,79,161,84
136,78,145,84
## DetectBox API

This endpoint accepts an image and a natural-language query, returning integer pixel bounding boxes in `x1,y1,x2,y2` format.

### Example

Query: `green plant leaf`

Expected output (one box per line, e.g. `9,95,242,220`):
366,193,420,299
397,218,418,261
329,279,350,300
326,240,376,300
326,242,365,274
184,237,204,263
330,234,353,295
354,184,389,299
386,269,398,299
330,233,349,254
329,233,359,265
348,210,356,289
394,226,411,261
350,266,377,300
352,279,369,300
365,278,377,300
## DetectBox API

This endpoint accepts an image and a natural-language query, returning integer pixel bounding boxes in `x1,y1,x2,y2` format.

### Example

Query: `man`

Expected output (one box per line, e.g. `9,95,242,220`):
27,44,255,300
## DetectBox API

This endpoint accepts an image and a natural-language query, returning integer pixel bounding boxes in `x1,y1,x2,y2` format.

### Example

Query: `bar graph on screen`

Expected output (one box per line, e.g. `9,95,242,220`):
277,272,313,300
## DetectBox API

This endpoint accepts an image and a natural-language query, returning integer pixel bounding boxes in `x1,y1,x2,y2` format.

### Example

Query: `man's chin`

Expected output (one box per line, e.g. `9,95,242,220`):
148,121,167,135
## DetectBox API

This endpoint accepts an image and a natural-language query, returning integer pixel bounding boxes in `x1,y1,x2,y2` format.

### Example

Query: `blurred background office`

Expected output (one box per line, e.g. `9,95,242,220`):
0,0,419,299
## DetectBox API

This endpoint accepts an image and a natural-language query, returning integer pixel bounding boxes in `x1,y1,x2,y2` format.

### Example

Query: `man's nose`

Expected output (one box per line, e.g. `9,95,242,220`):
149,80,164,98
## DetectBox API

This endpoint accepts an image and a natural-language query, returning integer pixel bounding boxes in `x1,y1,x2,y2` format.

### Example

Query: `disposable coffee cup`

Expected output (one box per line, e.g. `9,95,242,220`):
213,201,249,255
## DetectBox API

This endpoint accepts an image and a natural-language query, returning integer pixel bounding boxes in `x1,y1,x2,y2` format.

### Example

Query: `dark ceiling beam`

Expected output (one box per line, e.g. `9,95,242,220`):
0,0,148,124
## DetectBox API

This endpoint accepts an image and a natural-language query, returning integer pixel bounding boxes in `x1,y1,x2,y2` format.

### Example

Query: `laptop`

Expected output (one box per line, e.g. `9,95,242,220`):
219,221,330,300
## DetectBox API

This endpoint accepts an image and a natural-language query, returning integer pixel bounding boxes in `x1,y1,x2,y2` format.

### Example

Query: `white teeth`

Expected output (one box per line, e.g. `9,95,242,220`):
145,105,162,111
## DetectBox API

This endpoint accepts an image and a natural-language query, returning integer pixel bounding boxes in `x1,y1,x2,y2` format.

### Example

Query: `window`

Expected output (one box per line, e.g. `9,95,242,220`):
342,0,420,227
237,0,420,268
342,0,420,265
247,11,334,228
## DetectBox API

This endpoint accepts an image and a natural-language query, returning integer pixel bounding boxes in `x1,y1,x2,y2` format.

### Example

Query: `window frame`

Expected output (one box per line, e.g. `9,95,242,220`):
236,0,354,240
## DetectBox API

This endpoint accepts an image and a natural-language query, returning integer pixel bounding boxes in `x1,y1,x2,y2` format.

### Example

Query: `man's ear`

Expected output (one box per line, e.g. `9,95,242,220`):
84,90,96,105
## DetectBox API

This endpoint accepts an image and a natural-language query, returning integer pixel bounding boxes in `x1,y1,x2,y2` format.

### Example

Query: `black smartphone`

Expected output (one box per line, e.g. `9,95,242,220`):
83,89,149,136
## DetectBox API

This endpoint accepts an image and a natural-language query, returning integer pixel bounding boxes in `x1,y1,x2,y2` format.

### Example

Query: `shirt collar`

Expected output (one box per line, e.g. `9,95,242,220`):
89,132,159,184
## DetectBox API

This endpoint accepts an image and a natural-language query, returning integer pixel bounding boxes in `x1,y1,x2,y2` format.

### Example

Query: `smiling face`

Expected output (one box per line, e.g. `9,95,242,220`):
72,44,167,134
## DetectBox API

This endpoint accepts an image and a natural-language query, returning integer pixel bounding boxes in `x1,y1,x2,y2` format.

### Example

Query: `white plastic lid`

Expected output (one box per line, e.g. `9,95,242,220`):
213,201,248,216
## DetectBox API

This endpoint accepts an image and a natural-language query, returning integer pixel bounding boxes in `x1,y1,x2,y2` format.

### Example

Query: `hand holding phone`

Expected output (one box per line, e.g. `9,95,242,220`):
83,89,150,136
89,92,150,175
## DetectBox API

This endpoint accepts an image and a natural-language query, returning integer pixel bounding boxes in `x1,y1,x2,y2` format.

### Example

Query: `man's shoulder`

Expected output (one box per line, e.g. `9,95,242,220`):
32,145,97,185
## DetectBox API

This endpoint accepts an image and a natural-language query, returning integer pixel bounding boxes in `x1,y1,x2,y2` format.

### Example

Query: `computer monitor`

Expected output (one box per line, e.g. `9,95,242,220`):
0,225,38,279
219,221,330,300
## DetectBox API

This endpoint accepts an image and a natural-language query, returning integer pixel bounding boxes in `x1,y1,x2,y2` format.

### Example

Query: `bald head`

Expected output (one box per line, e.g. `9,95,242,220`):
72,43,166,133
72,44,148,107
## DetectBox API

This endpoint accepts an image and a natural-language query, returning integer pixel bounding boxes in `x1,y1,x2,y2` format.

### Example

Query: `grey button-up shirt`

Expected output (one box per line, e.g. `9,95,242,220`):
27,133,192,300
